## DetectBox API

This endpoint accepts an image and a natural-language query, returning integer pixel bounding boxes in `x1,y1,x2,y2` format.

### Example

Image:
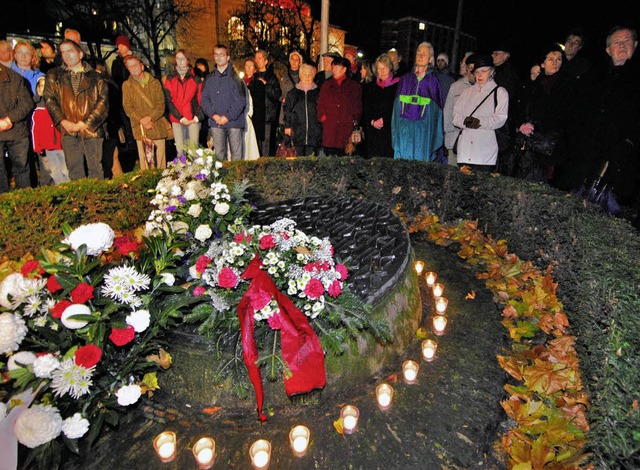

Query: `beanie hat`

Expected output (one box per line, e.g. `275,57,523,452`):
116,35,131,49
437,53,449,65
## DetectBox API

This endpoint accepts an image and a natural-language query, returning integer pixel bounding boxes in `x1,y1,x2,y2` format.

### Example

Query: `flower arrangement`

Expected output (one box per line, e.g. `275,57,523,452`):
0,222,186,466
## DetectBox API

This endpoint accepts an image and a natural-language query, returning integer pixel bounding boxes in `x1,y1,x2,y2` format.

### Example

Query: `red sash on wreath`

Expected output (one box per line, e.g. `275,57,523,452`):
238,255,326,421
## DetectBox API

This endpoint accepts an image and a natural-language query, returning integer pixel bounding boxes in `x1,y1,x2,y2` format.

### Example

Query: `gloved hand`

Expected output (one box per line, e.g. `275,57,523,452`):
464,116,481,129
518,122,535,136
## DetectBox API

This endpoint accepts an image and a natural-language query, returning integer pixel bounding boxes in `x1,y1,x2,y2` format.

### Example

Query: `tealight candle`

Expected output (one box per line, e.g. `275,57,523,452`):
421,339,437,361
433,315,448,336
192,437,216,469
376,383,394,410
153,431,177,463
402,360,419,384
414,260,425,275
250,439,271,469
425,272,437,287
435,297,448,314
432,283,444,298
340,405,359,434
289,424,310,457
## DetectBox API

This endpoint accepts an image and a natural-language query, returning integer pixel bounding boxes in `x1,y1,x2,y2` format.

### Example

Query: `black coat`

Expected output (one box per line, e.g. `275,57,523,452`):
255,65,281,124
362,80,398,157
283,85,322,149
246,77,266,142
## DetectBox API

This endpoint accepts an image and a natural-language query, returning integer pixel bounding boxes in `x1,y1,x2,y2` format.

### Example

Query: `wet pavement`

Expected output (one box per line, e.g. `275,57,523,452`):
64,234,508,470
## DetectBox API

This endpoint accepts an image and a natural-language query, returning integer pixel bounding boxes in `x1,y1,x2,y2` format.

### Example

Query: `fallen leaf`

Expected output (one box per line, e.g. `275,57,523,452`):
459,165,472,175
333,417,345,436
146,348,172,369
456,431,474,445
616,347,623,357
130,174,141,181
392,186,402,195
385,373,398,384
415,327,428,339
633,400,639,410
465,290,476,299
294,246,312,255
202,406,222,416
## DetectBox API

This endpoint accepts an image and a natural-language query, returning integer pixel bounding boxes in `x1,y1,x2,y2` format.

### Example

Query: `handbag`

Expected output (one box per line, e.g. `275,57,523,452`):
276,137,297,158
520,130,560,156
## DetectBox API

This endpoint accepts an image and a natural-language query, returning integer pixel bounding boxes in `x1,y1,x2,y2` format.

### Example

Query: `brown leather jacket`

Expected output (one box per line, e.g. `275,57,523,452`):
43,62,108,138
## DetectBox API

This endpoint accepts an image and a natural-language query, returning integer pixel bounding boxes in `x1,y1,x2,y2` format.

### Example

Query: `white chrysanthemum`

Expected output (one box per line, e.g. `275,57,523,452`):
188,203,202,217
65,223,115,256
189,265,201,279
126,310,150,333
62,413,90,439
0,273,25,309
0,312,28,354
7,351,36,370
195,225,213,242
214,202,230,215
61,304,90,330
14,404,62,448
51,358,93,399
160,273,175,286
33,353,60,378
116,384,142,406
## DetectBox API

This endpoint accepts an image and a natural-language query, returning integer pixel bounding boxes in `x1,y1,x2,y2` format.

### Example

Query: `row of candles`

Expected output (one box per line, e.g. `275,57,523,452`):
152,259,445,468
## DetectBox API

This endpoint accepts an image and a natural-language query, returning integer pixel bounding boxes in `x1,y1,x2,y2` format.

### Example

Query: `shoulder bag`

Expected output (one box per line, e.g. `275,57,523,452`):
452,88,496,154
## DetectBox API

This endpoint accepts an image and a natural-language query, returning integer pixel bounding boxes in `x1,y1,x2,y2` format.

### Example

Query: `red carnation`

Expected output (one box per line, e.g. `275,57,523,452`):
193,286,206,297
234,233,251,244
71,283,94,304
318,261,331,272
304,278,325,299
267,312,282,330
114,236,141,255
75,344,103,368
109,326,136,346
335,264,349,281
328,280,342,298
46,275,62,293
51,300,72,319
195,256,212,274
21,260,45,277
218,267,239,289
259,234,276,250
249,288,271,311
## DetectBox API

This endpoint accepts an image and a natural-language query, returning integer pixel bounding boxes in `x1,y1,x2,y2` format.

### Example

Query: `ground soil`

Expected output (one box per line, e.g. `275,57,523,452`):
63,234,509,470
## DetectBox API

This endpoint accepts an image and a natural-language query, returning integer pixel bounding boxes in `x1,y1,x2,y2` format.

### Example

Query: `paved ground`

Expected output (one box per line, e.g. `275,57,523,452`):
63,234,509,470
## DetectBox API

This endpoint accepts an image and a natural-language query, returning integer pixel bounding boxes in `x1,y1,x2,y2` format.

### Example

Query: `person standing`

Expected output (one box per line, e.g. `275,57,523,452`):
37,40,57,74
434,52,455,104
0,40,12,68
122,55,168,170
43,39,108,180
443,52,476,165
0,62,34,193
164,49,203,156
314,51,340,89
254,50,281,156
12,41,44,95
243,58,266,155
391,42,444,162
283,63,322,156
452,55,509,172
279,51,303,126
201,44,246,161
561,28,592,81
317,56,362,156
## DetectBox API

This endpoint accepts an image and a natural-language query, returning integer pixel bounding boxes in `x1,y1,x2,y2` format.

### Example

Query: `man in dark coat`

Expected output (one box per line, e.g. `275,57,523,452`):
0,63,35,192
254,50,282,156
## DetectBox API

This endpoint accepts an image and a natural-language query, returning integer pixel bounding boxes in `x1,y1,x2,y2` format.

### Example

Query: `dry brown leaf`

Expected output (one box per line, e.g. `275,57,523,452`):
202,406,222,416
333,417,345,436
294,246,312,255
459,165,472,175
392,186,402,195
465,290,476,300
146,348,172,369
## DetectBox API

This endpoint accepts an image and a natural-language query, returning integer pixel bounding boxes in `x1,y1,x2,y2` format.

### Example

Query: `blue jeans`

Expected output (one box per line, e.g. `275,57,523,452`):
172,121,201,156
39,149,70,185
210,127,243,161
0,139,30,193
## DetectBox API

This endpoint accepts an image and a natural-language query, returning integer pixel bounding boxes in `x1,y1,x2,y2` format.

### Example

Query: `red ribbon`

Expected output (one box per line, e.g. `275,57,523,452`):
238,255,326,421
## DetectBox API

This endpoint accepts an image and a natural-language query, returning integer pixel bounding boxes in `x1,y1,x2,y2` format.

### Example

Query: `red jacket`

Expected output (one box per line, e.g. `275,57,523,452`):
31,106,63,152
317,76,362,148
163,69,202,123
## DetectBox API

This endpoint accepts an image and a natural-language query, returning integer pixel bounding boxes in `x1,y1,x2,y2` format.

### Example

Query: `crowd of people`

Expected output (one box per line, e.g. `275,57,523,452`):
1,25,640,225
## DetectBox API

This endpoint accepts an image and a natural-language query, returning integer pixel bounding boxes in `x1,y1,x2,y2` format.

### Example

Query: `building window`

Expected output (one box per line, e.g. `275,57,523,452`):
228,16,244,40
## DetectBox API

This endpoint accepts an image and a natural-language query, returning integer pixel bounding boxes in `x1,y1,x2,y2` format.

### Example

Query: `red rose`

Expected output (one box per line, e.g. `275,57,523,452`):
114,236,141,255
75,344,103,368
259,234,276,250
193,286,206,297
109,326,136,346
195,256,212,274
328,280,342,298
335,264,349,281
21,260,44,277
46,275,62,293
218,267,239,289
304,278,325,299
51,300,72,319
71,283,94,304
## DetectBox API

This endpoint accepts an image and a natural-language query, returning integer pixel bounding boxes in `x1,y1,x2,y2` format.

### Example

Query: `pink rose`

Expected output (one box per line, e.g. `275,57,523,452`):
195,256,212,274
193,286,206,297
335,264,349,281
328,280,342,298
259,234,276,250
217,267,239,289
304,278,324,299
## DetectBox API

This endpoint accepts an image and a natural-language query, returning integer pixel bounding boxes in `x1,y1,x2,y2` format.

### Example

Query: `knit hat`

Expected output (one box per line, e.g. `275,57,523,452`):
437,53,449,65
343,46,357,58
116,35,131,49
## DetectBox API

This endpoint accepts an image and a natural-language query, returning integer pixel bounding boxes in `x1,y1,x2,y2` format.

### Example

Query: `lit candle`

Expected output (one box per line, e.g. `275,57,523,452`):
250,439,271,469
340,405,359,434
433,315,448,336
192,437,216,469
421,339,437,361
432,283,444,298
153,431,177,463
289,424,310,457
425,272,437,287
402,360,419,384
376,383,394,410
414,260,425,275
435,297,448,314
